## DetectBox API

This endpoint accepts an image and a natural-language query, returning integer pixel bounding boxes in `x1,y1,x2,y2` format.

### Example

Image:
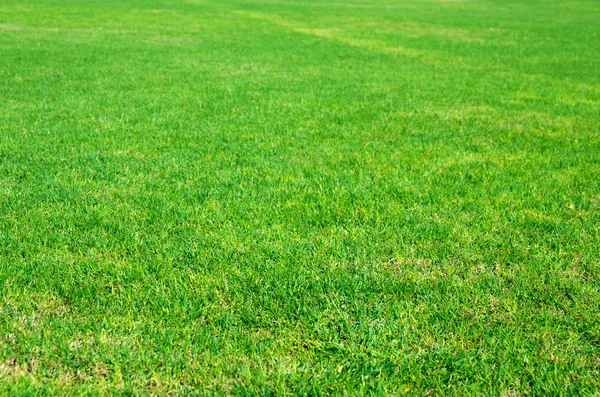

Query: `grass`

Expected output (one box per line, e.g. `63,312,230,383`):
0,0,599,394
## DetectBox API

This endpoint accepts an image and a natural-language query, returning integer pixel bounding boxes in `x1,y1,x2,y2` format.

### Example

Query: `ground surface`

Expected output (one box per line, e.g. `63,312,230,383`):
1,0,599,395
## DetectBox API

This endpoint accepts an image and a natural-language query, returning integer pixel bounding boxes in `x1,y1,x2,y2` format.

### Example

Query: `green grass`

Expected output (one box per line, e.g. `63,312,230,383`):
1,0,599,394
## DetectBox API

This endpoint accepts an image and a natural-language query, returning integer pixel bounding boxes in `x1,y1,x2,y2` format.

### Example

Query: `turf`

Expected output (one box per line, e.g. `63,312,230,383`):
1,0,599,394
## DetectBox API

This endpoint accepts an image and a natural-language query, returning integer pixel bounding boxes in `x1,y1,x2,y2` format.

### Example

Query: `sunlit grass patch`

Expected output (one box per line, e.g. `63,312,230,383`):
1,0,599,394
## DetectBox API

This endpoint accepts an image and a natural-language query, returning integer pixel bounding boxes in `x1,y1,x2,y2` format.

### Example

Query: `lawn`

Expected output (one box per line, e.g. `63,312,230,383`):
1,0,599,394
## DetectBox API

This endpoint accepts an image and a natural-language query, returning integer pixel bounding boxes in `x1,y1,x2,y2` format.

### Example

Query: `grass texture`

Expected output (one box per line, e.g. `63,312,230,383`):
1,0,599,394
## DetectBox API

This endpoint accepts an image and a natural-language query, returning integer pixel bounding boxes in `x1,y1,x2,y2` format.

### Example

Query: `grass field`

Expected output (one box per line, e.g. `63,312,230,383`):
1,0,599,394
